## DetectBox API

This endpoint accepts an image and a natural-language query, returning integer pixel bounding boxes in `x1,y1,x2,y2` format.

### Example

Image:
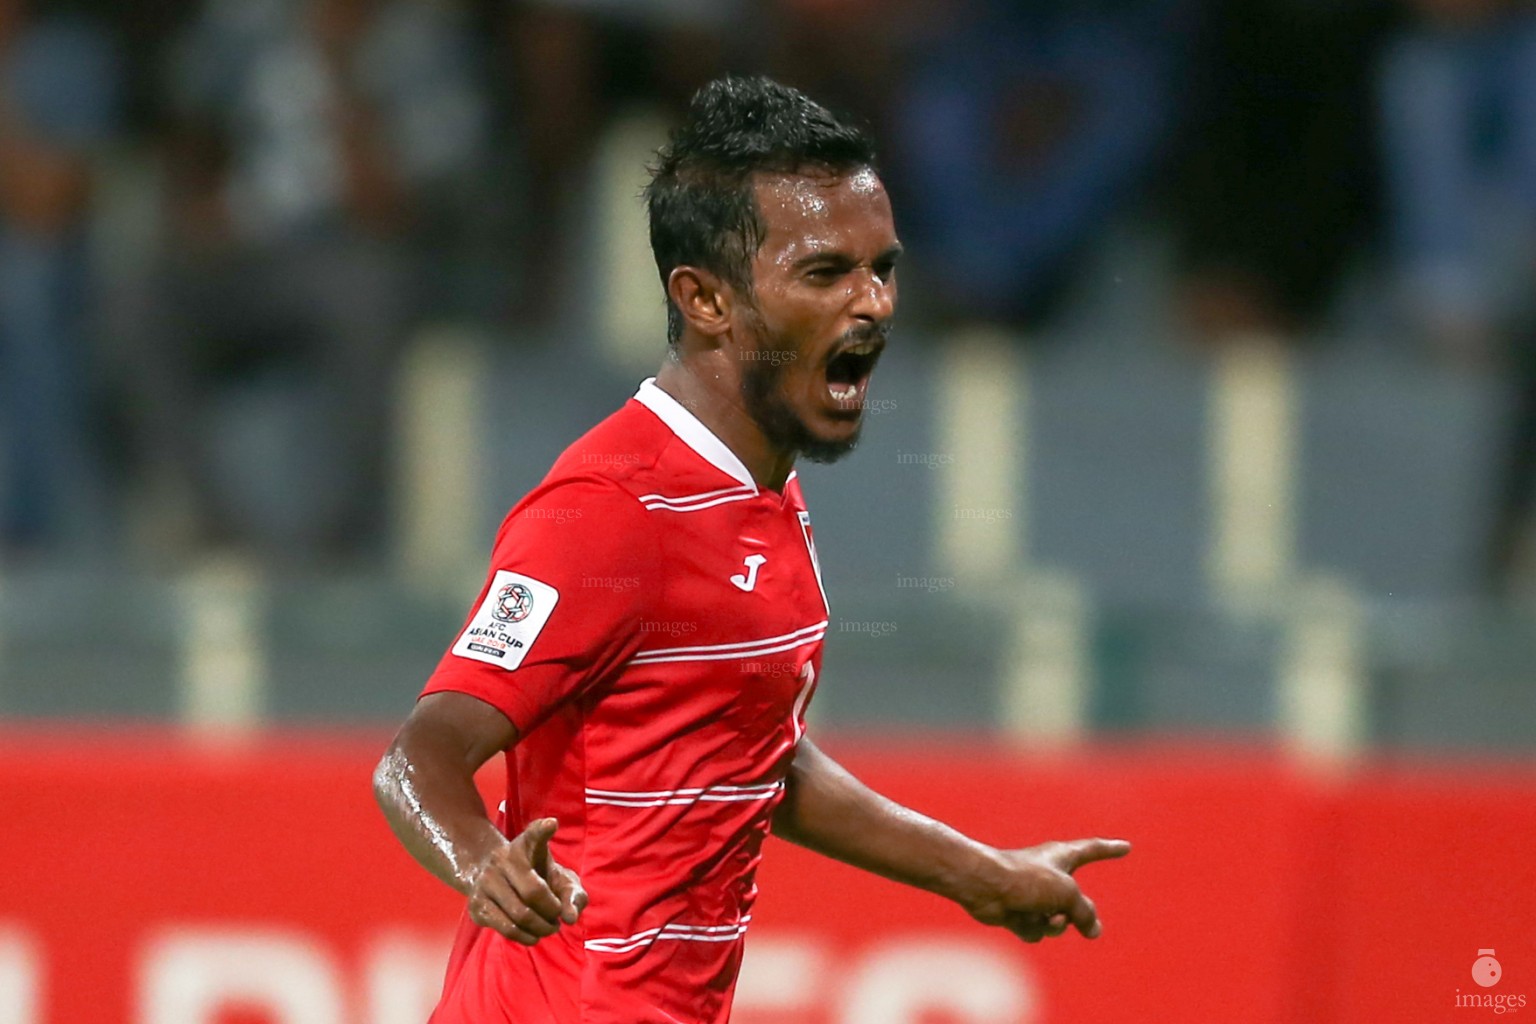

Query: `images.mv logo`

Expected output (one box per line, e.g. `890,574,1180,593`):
1457,949,1527,1015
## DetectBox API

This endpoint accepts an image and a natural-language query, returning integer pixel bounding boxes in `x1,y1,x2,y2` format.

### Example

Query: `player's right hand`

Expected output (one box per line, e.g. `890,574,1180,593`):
466,817,588,946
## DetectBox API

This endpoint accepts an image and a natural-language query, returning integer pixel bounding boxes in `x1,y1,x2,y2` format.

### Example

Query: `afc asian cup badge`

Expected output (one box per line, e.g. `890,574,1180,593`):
493,582,534,623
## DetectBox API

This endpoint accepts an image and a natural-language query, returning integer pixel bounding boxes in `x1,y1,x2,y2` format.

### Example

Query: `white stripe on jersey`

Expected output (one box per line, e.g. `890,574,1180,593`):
585,917,752,954
629,620,828,665
639,483,753,505
639,485,758,513
629,631,827,665
584,781,784,807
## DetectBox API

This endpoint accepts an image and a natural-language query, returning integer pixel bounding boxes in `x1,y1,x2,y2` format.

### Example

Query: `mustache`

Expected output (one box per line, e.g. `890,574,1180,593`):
835,319,893,352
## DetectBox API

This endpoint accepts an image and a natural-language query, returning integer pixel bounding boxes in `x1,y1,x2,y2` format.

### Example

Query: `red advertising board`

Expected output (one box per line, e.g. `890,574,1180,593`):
0,729,1531,1023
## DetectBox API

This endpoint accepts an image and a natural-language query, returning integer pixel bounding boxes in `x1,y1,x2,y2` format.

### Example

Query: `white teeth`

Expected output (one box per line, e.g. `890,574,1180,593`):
845,342,877,356
829,383,860,401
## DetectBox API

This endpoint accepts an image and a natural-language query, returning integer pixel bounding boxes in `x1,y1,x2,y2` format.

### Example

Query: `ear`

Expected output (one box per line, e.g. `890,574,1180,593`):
667,265,735,341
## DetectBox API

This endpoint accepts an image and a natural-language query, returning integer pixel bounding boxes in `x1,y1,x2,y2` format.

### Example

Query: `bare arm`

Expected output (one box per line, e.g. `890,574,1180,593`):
373,692,586,944
771,736,1002,902
372,691,514,891
772,737,1129,941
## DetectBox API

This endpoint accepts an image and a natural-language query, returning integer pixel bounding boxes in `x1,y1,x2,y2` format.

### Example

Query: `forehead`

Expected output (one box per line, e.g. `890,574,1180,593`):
751,169,895,258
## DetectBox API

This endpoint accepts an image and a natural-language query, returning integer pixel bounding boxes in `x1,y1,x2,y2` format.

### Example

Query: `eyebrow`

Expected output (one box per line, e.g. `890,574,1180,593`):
791,243,905,271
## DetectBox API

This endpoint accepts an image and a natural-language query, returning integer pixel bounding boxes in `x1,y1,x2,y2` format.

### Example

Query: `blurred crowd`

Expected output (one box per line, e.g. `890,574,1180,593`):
3,0,1536,587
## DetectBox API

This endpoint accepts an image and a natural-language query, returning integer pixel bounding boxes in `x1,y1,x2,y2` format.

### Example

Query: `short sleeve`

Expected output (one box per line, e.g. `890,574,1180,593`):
420,477,658,733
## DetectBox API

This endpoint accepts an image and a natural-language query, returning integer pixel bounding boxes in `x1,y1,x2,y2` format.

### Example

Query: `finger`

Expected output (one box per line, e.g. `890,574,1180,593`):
519,817,559,876
1002,914,1046,944
508,819,566,923
481,870,560,937
506,864,566,925
469,893,541,946
1058,837,1132,874
1067,889,1101,939
549,863,589,925
1043,914,1069,938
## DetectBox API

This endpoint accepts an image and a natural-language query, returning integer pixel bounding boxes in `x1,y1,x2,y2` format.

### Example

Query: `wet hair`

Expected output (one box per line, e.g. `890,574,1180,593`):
645,75,878,345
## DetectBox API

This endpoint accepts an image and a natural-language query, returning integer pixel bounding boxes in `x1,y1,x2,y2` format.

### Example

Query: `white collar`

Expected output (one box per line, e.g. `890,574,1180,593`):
633,378,758,492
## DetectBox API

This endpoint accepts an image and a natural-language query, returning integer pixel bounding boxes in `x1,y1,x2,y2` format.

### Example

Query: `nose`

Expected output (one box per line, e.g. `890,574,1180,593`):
850,267,896,324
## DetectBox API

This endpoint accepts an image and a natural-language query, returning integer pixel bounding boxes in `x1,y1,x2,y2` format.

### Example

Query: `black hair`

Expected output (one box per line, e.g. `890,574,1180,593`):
645,75,878,345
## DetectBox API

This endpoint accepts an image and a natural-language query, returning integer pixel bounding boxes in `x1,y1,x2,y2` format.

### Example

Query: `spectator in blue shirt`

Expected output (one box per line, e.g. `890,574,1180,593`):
885,0,1181,330
0,0,120,554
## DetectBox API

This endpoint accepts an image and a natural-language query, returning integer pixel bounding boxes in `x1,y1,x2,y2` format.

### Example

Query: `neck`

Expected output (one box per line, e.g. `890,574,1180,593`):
654,353,795,493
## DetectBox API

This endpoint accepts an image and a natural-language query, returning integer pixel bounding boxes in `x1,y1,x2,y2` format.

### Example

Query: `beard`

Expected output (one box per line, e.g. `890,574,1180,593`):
739,315,866,465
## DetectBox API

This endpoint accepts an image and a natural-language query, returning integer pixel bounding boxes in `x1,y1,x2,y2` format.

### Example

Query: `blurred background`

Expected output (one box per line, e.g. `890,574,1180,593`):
2,0,1535,1021
2,0,1534,752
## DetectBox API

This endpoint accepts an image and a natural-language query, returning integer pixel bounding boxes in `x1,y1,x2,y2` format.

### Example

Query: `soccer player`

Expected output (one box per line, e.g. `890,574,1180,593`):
374,75,1130,1023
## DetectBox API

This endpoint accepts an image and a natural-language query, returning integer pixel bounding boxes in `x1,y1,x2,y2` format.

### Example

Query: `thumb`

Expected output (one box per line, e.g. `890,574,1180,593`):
550,864,589,925
520,817,558,875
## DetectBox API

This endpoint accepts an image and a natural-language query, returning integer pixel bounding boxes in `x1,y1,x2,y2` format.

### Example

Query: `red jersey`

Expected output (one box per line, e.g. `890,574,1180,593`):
420,378,828,1023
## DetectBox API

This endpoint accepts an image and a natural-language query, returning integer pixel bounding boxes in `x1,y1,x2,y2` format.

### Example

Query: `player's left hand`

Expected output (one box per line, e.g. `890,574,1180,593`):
958,837,1131,943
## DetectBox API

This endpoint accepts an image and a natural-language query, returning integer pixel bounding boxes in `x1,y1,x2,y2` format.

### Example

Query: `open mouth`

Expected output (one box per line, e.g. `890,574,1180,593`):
823,338,883,410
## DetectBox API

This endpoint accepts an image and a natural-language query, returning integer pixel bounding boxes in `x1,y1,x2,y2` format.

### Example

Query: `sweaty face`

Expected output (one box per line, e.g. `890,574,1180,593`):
735,169,900,464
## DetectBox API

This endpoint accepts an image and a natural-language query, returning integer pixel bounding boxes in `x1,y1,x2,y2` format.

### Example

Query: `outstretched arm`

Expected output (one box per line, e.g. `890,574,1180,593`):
771,736,1129,941
373,692,587,945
